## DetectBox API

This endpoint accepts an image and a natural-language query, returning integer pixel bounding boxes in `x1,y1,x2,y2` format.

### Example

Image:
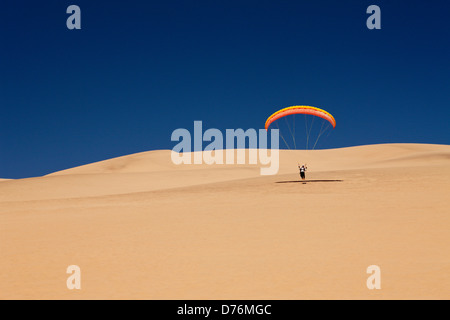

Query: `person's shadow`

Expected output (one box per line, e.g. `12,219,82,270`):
276,180,343,184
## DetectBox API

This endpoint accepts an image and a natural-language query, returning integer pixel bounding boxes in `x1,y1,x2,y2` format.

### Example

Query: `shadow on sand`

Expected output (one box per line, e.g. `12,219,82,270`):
276,180,343,184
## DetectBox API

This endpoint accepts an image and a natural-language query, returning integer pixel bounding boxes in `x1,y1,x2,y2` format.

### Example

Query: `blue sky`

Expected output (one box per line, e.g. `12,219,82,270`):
1,0,449,178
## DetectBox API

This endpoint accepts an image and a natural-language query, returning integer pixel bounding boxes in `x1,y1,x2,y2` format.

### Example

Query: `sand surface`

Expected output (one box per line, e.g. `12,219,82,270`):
1,143,449,299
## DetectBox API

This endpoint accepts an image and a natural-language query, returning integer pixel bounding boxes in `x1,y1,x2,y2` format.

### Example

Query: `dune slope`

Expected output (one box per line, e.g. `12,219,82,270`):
0,143,449,299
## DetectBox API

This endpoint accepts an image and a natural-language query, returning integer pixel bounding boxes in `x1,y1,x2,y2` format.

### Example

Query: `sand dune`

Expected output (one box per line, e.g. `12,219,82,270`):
1,143,449,299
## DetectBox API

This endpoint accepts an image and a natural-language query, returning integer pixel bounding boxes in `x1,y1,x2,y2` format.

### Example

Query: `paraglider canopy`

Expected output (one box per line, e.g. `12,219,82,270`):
264,105,336,150
265,106,336,131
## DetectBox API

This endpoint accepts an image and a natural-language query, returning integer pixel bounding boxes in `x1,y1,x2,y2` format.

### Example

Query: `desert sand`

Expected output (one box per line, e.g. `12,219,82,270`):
0,143,449,299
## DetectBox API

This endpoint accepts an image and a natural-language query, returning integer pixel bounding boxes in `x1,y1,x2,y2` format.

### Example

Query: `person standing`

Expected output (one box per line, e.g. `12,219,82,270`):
298,164,307,180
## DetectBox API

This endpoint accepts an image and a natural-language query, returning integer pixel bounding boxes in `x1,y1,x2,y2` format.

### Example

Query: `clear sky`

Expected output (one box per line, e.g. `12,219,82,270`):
1,0,449,178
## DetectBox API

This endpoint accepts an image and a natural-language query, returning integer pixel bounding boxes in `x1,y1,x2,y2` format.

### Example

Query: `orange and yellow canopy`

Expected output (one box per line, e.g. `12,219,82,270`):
265,106,336,130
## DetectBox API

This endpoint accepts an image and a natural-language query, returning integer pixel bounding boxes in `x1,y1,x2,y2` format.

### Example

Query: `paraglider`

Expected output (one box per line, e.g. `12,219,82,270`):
265,105,336,181
298,163,307,180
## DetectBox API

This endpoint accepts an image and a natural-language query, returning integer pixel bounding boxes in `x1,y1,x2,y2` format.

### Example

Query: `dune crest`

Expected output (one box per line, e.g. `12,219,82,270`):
49,143,450,176
0,143,447,202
